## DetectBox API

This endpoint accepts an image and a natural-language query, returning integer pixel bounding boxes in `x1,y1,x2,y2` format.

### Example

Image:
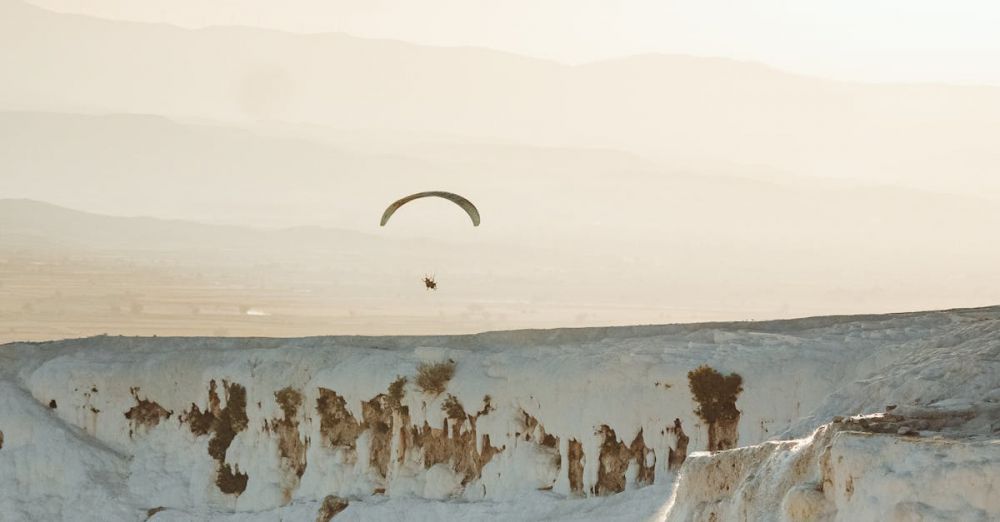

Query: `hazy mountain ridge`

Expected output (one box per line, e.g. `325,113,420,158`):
4,0,1000,196
0,198,383,252
4,110,997,238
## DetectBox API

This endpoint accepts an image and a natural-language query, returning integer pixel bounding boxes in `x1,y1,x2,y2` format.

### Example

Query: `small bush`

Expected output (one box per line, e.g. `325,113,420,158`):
416,360,455,395
687,365,743,424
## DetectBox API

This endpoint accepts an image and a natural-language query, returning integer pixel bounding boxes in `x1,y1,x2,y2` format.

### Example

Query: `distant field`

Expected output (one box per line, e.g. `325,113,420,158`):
6,200,995,344
0,254,690,344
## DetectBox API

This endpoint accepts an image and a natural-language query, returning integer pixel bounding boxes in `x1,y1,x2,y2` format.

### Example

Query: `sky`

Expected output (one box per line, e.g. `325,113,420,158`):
26,0,1000,85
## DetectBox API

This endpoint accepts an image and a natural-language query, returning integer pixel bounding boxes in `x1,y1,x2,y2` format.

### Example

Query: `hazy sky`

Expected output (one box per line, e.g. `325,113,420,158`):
27,0,1000,85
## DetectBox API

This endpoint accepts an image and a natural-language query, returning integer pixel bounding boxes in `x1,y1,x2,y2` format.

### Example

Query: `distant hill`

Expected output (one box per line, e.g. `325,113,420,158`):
0,110,672,234
0,198,372,252
3,0,1000,196
2,112,999,260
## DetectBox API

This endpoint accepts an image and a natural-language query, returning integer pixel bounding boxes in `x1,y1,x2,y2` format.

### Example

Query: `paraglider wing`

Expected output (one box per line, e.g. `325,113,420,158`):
379,191,481,226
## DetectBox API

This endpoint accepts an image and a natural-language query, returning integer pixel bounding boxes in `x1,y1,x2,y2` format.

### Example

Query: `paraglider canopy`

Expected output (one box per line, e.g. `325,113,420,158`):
379,191,480,227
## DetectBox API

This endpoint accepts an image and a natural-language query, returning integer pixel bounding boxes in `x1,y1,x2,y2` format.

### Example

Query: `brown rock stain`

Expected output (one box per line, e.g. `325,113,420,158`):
590,425,658,495
517,409,561,484
593,425,631,495
629,429,656,486
181,379,250,496
567,439,585,495
217,463,249,496
316,388,362,450
519,410,558,449
315,495,349,521
313,379,506,496
665,418,689,471
708,420,740,452
407,394,501,488
270,387,308,504
351,383,502,490
124,387,172,437
387,376,407,403
361,392,399,480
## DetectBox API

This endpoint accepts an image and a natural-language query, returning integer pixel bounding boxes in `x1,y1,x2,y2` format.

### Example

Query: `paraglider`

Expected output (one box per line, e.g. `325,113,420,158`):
380,191,477,291
380,191,480,227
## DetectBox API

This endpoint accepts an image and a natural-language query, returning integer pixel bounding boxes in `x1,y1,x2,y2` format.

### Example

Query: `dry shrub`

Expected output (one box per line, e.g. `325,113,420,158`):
687,365,743,424
416,360,455,395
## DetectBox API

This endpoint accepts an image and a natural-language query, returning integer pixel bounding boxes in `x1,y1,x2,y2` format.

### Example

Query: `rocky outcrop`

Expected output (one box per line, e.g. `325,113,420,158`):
4,307,995,519
666,409,1000,522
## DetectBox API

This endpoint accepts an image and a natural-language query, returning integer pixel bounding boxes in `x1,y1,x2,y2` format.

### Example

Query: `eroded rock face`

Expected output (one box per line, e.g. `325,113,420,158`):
317,384,507,494
10,309,997,520
181,380,250,496
405,395,502,488
592,425,658,495
36,374,690,505
593,425,630,495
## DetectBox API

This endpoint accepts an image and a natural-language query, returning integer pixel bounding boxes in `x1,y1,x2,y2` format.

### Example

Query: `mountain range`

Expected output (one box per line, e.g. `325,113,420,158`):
3,0,1000,198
